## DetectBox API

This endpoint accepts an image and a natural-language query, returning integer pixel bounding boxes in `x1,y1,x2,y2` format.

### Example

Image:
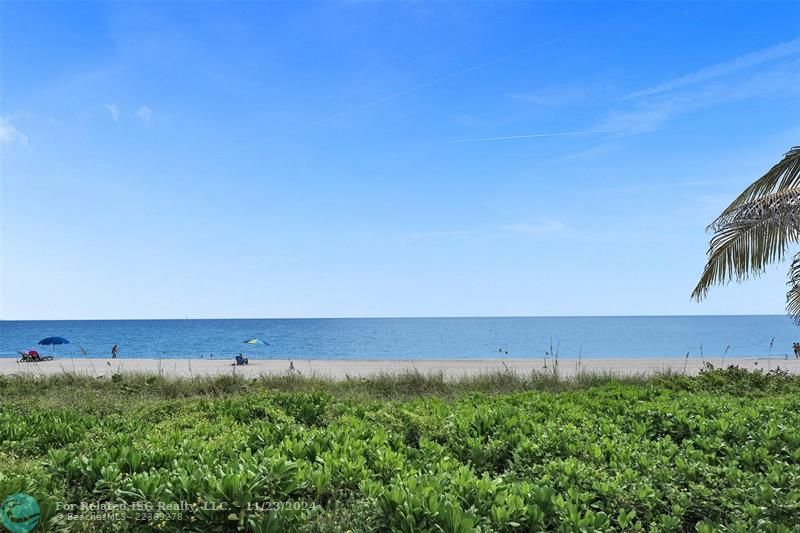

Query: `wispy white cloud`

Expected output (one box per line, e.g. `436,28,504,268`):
0,117,28,146
258,42,558,143
504,221,568,235
403,228,482,240
104,103,120,121
446,129,616,144
602,58,800,134
135,105,153,125
598,104,675,134
627,37,800,99
449,52,799,144
404,221,568,240
552,143,617,162
511,86,587,107
450,113,494,127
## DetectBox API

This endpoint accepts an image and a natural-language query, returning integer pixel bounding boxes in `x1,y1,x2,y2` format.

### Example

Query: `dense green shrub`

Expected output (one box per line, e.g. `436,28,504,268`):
1,369,799,531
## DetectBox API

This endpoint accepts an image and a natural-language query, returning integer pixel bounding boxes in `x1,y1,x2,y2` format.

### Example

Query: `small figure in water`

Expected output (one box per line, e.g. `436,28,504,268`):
111,344,118,359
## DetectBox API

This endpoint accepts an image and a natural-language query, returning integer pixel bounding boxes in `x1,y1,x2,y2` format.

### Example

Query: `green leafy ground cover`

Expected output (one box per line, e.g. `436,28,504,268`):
1,366,799,532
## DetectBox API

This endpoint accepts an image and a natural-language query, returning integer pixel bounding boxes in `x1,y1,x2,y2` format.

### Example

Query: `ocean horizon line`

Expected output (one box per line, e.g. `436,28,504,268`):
0,313,790,322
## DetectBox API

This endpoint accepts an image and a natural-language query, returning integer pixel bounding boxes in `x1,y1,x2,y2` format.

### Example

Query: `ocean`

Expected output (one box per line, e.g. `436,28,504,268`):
1,315,798,360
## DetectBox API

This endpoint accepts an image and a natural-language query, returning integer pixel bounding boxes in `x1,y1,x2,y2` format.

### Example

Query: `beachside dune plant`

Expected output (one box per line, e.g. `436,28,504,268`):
693,146,800,320
1,368,799,531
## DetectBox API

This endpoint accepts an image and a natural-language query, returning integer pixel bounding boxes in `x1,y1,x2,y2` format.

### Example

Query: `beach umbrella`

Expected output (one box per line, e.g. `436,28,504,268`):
243,338,270,346
38,336,70,356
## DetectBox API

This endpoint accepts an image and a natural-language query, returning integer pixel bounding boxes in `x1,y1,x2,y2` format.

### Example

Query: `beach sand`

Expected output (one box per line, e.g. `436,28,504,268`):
2,357,799,379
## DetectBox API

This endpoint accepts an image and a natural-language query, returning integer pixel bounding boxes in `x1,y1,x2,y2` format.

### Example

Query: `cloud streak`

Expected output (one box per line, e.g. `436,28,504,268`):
0,117,28,146
504,221,568,235
552,143,616,162
104,104,120,121
259,41,558,143
448,47,800,145
403,228,483,240
511,86,587,107
597,105,674,134
135,105,153,125
404,221,568,240
627,37,800,99
446,129,617,144
602,58,800,134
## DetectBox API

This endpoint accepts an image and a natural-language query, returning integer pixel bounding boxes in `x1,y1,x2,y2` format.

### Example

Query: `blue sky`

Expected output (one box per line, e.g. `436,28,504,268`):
2,1,799,320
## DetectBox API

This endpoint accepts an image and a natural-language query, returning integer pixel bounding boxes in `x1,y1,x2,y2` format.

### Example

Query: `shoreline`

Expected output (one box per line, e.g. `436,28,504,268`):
2,357,799,379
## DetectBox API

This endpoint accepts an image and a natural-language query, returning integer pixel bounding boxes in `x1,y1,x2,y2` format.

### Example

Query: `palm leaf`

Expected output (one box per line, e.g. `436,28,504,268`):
692,188,800,300
787,253,800,323
710,146,800,231
695,146,800,322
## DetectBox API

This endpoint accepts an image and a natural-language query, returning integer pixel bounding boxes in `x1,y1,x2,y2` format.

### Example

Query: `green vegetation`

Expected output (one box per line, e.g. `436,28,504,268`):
693,145,800,321
1,366,799,532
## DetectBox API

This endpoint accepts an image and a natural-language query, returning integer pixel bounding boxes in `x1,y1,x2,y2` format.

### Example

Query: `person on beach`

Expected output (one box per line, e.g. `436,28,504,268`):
111,344,118,358
794,343,800,359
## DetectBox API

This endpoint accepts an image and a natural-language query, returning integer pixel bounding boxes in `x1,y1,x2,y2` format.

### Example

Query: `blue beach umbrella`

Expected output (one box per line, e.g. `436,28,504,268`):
38,336,70,356
243,338,270,346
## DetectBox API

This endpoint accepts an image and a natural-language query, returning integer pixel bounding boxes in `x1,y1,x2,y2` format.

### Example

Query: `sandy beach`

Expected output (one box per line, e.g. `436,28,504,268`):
2,357,799,379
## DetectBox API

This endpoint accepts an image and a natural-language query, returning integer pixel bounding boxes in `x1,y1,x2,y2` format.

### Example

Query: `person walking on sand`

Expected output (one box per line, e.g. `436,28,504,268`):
794,342,800,359
111,344,118,359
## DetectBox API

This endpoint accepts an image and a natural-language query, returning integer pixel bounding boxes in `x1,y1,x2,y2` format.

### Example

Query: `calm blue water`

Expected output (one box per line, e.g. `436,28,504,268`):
0,316,797,360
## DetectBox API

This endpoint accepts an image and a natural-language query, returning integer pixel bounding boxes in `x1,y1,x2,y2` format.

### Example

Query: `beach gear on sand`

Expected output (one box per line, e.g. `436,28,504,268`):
18,350,54,362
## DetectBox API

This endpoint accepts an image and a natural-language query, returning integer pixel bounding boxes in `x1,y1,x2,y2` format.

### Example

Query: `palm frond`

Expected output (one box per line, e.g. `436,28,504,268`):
787,253,800,323
692,189,800,300
710,146,800,231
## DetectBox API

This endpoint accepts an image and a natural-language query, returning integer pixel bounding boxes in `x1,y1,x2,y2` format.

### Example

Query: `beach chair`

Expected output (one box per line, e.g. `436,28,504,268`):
18,350,54,363
235,354,249,365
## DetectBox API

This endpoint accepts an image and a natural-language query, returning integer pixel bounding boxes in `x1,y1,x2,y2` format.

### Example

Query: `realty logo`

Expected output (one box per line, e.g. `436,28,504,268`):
1,493,41,533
